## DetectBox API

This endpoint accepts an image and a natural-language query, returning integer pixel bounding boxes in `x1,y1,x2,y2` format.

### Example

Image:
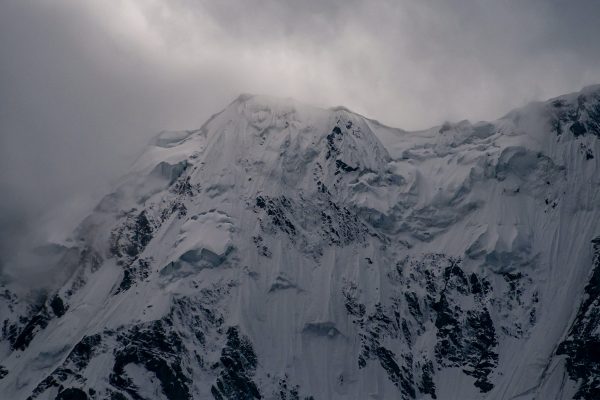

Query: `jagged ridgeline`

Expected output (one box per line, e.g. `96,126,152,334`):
1,87,600,399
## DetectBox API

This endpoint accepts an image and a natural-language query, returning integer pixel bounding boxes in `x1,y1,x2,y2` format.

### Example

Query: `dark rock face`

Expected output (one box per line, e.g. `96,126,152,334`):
109,172,192,293
550,94,600,138
418,360,436,399
255,196,297,237
103,155,196,296
116,258,151,293
335,159,359,173
359,303,415,399
70,334,102,370
50,295,66,317
274,374,313,400
325,126,343,160
342,254,505,398
55,387,88,400
110,210,154,261
28,334,103,399
27,284,234,400
110,320,192,400
326,124,366,175
252,235,272,258
255,194,370,253
12,303,51,351
580,143,595,160
344,279,415,398
110,210,156,292
211,327,261,400
459,310,498,393
170,175,195,197
494,272,538,339
433,263,498,393
557,237,600,400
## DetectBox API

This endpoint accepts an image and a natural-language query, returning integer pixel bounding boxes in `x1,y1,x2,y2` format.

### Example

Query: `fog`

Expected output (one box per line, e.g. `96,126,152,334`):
1,0,600,283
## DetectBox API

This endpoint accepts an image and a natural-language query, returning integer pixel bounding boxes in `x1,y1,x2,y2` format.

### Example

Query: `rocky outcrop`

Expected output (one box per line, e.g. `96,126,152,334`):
557,237,600,400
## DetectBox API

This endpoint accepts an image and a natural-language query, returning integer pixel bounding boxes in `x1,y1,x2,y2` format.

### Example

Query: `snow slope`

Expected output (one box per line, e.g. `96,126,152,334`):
1,86,600,400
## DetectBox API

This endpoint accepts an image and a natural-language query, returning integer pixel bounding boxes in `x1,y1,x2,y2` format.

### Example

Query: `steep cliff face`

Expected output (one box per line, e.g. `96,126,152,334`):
1,87,600,400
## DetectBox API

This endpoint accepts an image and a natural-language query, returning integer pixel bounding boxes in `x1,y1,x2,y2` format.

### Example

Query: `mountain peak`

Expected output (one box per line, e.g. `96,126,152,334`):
2,86,600,400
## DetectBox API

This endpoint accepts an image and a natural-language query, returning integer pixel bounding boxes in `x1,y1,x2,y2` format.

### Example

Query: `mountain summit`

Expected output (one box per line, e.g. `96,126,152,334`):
2,88,600,399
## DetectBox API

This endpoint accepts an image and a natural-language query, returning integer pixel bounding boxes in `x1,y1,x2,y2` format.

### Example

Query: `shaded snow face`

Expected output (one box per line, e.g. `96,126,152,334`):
1,89,600,400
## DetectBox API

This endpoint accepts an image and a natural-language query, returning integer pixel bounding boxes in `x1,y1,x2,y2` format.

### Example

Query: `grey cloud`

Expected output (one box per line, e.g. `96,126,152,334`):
1,0,599,282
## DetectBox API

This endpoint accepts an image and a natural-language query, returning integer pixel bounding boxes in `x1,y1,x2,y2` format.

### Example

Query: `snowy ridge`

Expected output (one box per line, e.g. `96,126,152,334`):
1,87,600,399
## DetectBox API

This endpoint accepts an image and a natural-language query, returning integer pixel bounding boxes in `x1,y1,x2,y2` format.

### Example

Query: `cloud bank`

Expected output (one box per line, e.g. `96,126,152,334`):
1,0,600,280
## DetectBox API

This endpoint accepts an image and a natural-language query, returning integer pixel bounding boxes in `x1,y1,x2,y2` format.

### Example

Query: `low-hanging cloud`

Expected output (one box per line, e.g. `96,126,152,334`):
1,0,600,282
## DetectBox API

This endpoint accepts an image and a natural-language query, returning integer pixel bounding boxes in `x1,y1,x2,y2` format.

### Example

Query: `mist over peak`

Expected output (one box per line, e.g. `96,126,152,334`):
2,2,600,399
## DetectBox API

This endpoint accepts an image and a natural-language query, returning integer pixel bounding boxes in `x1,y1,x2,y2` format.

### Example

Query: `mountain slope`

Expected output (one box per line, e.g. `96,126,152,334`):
1,87,600,400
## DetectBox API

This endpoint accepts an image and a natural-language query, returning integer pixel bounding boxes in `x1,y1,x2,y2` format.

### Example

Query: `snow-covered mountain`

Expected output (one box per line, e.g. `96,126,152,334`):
1,86,600,400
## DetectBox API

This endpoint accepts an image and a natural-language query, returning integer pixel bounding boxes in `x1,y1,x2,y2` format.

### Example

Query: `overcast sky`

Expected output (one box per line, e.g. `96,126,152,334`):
1,0,600,275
